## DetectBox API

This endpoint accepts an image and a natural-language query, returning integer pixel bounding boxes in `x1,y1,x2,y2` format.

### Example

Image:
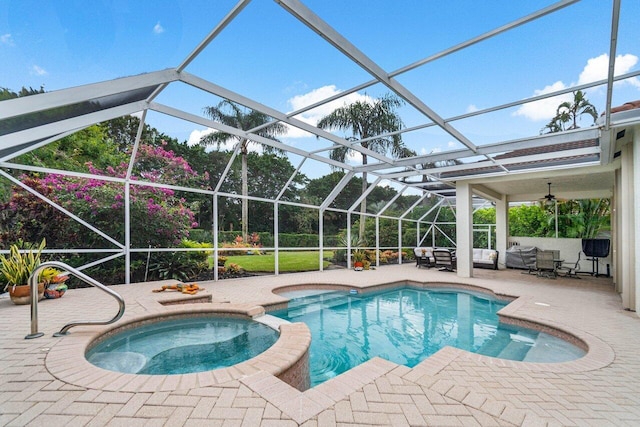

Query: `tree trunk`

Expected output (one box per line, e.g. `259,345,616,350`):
241,141,249,243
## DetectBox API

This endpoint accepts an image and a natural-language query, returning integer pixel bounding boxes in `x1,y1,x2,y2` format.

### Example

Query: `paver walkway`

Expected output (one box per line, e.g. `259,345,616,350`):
1,264,638,426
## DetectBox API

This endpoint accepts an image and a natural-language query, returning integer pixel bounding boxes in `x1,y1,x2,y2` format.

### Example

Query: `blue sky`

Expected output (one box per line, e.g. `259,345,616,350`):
2,0,639,170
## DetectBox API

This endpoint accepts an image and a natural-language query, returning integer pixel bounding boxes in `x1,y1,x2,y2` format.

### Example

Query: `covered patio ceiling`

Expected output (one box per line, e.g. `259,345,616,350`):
1,0,639,208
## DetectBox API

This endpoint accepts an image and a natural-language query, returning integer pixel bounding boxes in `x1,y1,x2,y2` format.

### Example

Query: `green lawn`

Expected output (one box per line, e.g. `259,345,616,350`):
218,251,333,273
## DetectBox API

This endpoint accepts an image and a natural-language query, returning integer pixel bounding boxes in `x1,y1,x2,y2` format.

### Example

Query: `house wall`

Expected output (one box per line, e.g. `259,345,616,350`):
508,237,612,277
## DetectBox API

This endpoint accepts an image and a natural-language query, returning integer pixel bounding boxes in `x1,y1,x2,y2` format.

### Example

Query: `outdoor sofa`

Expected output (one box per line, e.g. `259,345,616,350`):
414,247,498,270
472,248,499,270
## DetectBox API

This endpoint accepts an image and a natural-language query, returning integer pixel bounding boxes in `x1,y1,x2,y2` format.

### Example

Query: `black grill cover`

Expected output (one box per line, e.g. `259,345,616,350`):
582,239,610,258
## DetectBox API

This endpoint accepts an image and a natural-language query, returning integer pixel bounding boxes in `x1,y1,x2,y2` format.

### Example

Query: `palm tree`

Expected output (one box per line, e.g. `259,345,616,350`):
552,199,610,238
540,117,565,134
317,94,409,239
201,100,287,241
541,90,598,134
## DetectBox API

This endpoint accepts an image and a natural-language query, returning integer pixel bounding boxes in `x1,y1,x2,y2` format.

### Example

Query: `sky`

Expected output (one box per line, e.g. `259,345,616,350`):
1,0,639,178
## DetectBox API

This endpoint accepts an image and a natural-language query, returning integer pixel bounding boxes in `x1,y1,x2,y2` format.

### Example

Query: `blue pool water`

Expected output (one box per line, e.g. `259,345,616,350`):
271,287,585,387
86,317,279,375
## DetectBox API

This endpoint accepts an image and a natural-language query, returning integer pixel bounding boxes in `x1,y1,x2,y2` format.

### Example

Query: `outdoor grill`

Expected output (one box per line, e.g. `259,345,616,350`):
581,239,610,277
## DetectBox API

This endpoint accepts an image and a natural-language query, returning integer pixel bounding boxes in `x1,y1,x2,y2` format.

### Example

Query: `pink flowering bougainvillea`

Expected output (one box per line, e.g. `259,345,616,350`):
0,144,209,250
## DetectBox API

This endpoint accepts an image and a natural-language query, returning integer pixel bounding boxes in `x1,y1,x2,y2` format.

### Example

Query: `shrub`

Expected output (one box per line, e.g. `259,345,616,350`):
147,240,209,282
333,249,347,263
1,144,205,250
278,233,318,248
364,250,376,262
218,234,264,256
402,248,415,260
188,228,212,242
181,239,213,260
0,144,208,284
226,263,243,274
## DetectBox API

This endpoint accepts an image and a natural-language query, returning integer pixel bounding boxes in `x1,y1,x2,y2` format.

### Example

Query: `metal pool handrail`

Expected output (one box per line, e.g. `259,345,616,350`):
26,261,125,339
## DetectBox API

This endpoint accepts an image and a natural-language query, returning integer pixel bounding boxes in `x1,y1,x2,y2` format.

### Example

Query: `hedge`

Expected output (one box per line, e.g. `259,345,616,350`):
189,230,341,248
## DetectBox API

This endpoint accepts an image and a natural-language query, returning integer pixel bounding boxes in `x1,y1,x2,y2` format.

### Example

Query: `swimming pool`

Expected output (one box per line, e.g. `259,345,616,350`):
86,316,279,375
271,287,585,386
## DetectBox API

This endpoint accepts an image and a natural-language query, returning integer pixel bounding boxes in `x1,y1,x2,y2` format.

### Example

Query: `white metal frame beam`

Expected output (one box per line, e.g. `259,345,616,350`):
281,0,580,128
603,0,621,131
369,127,602,176
320,171,355,210
354,66,640,174
377,185,409,217
1,101,149,149
275,0,478,154
0,69,178,120
347,177,382,213
383,146,601,181
179,72,395,166
149,101,351,170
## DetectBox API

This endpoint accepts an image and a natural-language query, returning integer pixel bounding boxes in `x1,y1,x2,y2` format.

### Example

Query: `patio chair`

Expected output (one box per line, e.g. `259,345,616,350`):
413,247,434,268
433,249,457,272
413,247,433,268
536,250,557,279
519,249,538,275
557,252,582,279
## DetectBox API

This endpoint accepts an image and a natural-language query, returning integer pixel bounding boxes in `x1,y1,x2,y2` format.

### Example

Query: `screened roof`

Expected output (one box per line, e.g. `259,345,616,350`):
2,0,640,207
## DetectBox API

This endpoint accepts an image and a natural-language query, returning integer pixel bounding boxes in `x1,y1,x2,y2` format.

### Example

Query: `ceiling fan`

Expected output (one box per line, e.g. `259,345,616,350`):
543,182,555,203
541,182,563,205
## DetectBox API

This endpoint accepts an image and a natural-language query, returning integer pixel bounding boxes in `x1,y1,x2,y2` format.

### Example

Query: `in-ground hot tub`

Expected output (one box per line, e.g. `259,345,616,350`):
45,307,312,392
86,314,279,375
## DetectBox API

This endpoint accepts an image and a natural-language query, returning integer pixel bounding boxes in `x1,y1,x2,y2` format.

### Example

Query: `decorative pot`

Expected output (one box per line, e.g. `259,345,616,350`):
8,283,45,305
354,261,364,271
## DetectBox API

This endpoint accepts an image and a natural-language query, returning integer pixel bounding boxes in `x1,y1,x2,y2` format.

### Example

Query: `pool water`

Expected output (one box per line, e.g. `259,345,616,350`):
86,317,279,375
271,288,585,387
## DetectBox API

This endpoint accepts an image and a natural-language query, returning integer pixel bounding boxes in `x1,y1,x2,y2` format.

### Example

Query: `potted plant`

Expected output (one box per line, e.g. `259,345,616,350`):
353,250,365,271
0,239,47,305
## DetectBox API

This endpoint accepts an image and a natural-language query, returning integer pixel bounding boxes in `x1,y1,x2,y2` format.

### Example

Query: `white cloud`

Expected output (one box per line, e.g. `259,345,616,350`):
1,33,14,46
466,104,478,113
187,128,215,147
578,53,639,86
153,22,164,34
513,81,571,121
187,128,267,154
578,53,609,85
513,53,640,122
418,142,456,156
30,65,48,76
285,85,372,138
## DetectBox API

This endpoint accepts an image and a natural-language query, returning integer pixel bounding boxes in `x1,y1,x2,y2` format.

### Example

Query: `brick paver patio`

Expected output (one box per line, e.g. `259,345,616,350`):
1,264,638,426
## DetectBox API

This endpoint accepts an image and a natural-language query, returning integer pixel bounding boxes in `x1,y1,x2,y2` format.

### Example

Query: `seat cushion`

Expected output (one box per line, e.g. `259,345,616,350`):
482,249,497,261
415,247,434,257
